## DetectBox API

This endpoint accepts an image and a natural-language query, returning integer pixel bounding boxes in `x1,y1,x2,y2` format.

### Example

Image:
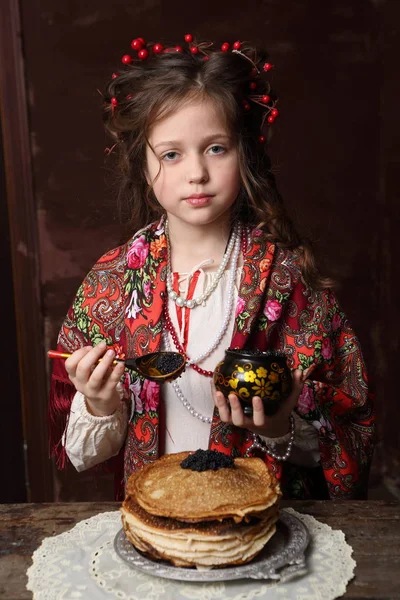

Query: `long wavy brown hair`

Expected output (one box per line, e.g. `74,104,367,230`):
103,38,332,290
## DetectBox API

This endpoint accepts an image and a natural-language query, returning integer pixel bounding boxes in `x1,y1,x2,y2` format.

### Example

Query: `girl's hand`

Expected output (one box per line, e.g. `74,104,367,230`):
65,341,126,417
211,369,305,439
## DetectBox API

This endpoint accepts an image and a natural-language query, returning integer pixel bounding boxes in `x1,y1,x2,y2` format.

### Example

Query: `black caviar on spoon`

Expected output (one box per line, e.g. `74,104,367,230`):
123,351,186,382
48,350,186,383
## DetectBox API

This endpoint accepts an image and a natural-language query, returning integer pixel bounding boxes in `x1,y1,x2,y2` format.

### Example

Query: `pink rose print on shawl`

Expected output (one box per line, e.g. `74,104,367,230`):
321,337,333,360
139,379,159,413
129,376,143,414
332,313,342,332
235,297,246,317
263,299,282,322
297,384,316,415
143,280,151,298
127,235,149,269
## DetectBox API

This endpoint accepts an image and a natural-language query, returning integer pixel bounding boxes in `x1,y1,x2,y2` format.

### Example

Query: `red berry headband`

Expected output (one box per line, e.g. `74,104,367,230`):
108,34,279,145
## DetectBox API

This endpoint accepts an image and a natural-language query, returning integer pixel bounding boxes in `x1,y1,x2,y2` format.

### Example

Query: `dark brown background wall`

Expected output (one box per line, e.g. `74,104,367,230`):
2,0,398,501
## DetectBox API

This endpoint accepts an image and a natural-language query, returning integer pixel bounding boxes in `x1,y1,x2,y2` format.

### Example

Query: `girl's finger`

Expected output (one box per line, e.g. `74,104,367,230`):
104,361,126,389
215,391,232,423
293,368,305,389
75,341,108,384
274,369,305,421
65,346,92,377
87,349,116,389
229,393,245,427
287,369,304,409
251,396,265,428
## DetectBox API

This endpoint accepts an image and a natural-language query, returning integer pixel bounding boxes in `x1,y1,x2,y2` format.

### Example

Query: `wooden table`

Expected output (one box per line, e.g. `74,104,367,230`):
0,500,399,599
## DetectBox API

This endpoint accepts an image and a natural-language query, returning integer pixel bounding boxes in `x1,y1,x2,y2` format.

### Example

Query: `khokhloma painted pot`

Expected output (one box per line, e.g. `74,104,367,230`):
213,349,292,416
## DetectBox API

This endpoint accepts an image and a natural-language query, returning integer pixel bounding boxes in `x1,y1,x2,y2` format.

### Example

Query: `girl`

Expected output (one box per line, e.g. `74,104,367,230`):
49,35,375,500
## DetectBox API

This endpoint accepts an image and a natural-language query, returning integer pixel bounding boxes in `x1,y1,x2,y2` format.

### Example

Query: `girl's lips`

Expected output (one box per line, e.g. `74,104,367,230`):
185,195,213,206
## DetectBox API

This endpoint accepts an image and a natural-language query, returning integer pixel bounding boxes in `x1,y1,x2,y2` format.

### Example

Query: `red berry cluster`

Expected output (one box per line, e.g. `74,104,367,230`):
112,35,279,141
184,33,199,54
214,37,278,139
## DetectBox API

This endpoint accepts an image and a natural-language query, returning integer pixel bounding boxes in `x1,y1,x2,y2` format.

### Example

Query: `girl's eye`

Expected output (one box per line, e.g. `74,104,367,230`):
208,145,225,155
162,151,179,161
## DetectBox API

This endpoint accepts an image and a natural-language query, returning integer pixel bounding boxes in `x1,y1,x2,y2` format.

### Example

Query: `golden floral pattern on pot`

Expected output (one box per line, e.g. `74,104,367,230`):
213,353,292,416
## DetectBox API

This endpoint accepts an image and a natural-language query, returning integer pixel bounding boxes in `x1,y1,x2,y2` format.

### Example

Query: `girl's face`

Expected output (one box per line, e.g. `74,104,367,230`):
145,96,241,230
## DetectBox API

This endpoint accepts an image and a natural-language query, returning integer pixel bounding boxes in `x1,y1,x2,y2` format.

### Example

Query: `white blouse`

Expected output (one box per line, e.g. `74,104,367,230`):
64,261,320,471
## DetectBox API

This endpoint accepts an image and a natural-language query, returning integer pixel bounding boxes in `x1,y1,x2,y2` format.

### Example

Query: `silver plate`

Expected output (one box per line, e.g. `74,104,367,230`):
114,509,310,582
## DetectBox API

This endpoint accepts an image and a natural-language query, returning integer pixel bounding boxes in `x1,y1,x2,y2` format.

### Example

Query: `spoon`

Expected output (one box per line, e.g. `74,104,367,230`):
47,350,186,383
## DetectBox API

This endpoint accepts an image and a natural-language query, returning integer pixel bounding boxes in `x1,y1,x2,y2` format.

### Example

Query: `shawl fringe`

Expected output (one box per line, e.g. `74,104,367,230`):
48,374,75,469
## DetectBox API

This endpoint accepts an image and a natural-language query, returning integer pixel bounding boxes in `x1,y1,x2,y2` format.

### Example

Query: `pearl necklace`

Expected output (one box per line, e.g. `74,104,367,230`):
165,220,237,309
164,223,241,371
245,416,295,462
162,332,213,422
163,224,242,422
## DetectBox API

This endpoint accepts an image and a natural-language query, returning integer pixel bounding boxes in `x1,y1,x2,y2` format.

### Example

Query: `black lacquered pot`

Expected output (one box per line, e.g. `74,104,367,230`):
213,349,292,416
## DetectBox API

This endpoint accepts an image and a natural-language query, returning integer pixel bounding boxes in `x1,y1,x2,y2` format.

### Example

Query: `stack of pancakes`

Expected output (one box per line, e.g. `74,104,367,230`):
121,451,281,568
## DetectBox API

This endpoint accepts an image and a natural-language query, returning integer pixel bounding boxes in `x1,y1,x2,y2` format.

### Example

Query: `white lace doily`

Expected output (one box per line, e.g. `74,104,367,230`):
26,508,355,600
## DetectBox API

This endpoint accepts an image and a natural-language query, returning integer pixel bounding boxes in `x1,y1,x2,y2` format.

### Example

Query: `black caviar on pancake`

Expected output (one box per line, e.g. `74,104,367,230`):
180,449,235,472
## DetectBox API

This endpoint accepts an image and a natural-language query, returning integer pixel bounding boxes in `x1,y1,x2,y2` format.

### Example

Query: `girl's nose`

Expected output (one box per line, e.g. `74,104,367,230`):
187,155,209,184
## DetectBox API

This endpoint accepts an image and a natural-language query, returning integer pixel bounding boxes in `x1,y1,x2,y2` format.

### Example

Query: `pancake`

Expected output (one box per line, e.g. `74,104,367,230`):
121,495,279,567
129,451,280,523
121,450,281,568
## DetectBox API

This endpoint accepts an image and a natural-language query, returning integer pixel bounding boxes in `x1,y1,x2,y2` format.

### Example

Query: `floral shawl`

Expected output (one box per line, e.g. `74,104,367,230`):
50,218,375,499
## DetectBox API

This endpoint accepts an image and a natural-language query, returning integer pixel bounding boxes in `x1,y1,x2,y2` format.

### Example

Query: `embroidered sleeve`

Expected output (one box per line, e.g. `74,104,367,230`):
63,392,128,472
259,410,320,468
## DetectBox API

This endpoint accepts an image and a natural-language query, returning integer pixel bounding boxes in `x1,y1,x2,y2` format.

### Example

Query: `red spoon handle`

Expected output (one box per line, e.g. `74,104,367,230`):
47,350,71,359
47,350,120,367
